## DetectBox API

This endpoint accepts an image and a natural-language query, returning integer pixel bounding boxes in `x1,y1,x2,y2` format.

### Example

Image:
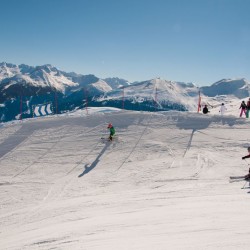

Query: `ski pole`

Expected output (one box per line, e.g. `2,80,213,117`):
242,181,248,189
243,159,250,169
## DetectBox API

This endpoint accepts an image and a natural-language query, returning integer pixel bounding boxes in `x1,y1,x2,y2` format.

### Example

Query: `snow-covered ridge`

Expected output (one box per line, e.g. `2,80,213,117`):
0,63,118,94
92,79,112,93
100,78,199,111
1,62,250,100
0,62,20,81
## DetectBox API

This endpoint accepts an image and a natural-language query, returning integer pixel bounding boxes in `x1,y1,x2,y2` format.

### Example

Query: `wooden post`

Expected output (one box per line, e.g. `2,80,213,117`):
54,92,58,114
20,95,22,120
155,87,158,111
122,86,125,110
84,88,88,115
197,90,201,113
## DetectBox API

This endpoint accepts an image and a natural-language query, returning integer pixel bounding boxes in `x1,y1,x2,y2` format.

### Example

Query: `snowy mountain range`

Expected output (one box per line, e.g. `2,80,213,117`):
0,62,250,122
0,62,108,96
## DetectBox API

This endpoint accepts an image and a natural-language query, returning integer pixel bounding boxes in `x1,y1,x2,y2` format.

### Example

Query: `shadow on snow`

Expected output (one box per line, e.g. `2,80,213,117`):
78,142,111,177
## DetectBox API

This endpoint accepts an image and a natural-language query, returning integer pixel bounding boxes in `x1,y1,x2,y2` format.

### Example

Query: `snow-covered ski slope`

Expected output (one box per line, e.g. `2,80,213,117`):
1,109,250,250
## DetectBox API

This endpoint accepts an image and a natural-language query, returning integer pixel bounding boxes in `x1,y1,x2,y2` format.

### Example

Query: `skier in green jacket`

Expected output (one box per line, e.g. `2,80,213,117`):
107,123,115,141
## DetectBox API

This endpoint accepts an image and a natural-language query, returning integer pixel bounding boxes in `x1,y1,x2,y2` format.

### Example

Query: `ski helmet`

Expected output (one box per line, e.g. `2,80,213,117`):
107,123,112,128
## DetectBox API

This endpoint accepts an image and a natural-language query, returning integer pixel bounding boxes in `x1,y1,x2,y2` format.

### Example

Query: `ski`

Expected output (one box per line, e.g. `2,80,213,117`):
229,179,246,183
101,136,119,142
101,138,112,143
230,176,245,179
229,177,250,183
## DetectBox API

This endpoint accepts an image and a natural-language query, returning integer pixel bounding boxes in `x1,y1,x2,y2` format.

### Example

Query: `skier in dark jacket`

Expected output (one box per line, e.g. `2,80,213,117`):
246,98,250,118
239,101,247,117
244,168,250,180
107,123,115,141
242,147,250,180
202,105,209,114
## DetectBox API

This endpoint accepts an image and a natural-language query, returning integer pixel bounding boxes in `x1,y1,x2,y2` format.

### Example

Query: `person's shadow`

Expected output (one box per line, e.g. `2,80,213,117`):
78,142,110,177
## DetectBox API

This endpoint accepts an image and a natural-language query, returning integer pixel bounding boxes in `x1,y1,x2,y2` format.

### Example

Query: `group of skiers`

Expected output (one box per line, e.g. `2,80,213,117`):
239,98,250,118
238,99,250,179
202,100,250,180
202,103,227,115
202,98,250,117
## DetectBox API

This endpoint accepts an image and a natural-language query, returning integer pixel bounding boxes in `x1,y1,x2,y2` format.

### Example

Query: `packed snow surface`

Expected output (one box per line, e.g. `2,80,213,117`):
1,108,250,250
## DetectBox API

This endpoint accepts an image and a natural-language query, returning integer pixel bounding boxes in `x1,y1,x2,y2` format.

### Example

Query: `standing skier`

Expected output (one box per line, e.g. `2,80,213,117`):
107,123,115,141
242,147,250,180
244,168,250,180
219,103,227,115
246,98,250,118
239,101,247,117
202,105,209,114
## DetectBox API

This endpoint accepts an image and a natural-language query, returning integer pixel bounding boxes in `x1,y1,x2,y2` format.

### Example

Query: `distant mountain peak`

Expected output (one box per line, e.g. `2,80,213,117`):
35,64,59,74
214,78,248,85
0,62,18,68
104,77,131,89
201,78,250,98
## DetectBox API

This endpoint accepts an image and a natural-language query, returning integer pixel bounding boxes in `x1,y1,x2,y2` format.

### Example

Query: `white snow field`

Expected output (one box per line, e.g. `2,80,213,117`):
1,109,250,250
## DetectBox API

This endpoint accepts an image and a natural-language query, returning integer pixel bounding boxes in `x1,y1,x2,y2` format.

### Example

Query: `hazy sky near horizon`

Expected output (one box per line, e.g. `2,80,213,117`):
1,0,250,86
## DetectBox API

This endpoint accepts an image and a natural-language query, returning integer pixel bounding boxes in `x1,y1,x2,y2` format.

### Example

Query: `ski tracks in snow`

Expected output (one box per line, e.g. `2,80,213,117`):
11,126,71,179
38,125,106,204
1,123,107,221
116,114,153,171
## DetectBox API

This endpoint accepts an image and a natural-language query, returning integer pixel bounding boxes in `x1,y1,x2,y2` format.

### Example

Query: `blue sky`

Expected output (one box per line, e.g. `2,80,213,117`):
1,0,250,86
